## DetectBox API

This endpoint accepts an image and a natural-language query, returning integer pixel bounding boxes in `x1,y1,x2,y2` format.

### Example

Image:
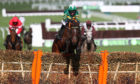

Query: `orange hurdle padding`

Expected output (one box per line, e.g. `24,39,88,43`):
32,50,37,84
98,65,103,84
32,50,42,84
103,50,108,84
98,50,109,84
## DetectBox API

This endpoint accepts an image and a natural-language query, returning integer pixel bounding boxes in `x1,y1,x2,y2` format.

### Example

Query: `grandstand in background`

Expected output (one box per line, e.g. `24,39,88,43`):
0,0,139,4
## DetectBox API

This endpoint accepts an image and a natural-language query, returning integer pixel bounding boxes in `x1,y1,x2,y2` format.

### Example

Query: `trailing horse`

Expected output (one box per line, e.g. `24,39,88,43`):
52,20,81,76
81,31,97,52
5,28,22,50
24,28,32,50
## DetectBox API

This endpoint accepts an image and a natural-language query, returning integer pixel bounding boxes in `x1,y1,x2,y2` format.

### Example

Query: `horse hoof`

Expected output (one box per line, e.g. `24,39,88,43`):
64,68,69,74
73,71,78,76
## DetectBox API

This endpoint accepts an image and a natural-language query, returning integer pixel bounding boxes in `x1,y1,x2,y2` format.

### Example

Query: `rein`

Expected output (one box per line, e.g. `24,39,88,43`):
69,22,71,30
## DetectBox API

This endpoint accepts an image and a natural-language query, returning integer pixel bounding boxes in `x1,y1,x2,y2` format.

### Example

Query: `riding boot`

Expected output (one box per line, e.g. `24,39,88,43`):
56,25,65,40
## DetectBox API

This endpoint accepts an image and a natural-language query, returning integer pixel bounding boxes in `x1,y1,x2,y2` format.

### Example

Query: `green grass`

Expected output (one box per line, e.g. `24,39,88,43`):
49,28,57,32
24,15,62,27
32,47,51,52
96,45,140,53
111,12,139,20
30,45,140,53
0,30,4,49
108,28,117,30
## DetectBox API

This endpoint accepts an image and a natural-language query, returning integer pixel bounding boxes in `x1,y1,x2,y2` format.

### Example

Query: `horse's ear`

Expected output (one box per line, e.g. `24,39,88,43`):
29,28,32,32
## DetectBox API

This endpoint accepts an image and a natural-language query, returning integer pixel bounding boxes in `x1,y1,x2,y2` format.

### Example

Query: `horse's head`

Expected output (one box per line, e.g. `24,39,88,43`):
24,28,32,45
29,28,32,34
10,28,17,43
86,31,93,43
66,21,80,46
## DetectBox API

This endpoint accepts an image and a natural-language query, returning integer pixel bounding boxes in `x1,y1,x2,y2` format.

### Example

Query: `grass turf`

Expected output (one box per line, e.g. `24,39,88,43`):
30,45,140,53
111,12,139,20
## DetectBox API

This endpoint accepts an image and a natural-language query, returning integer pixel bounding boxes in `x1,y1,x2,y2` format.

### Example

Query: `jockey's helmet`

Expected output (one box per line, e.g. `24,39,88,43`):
86,20,92,27
68,5,77,17
12,16,18,26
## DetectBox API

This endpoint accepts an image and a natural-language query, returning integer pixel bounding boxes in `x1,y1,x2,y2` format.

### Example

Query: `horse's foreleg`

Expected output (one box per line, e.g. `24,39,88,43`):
52,43,60,53
76,41,82,55
7,42,12,49
15,40,23,51
64,56,70,74
92,40,97,51
72,52,80,76
15,43,22,51
28,44,32,50
65,40,70,53
84,42,87,52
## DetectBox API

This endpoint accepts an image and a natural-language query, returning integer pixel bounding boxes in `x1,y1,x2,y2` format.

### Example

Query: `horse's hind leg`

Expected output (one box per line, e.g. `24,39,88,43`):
15,41,23,51
28,44,32,50
6,42,12,50
72,53,80,76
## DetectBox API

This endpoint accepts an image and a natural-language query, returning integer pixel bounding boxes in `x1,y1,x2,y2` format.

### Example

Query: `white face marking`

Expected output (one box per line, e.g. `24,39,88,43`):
86,32,92,42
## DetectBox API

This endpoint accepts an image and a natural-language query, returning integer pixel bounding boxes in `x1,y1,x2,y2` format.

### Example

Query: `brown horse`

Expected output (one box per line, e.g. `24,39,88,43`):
52,21,81,54
5,28,22,50
52,20,81,76
24,28,32,50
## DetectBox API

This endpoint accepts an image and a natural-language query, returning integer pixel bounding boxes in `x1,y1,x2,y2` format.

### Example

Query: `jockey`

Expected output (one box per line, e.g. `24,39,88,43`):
56,5,79,39
81,20,97,50
4,16,23,47
81,20,96,39
9,16,23,35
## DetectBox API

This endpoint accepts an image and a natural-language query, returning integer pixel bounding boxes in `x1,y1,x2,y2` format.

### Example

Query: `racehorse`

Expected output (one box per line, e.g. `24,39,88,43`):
81,31,96,52
24,28,32,50
52,20,81,76
5,28,22,50
52,20,81,53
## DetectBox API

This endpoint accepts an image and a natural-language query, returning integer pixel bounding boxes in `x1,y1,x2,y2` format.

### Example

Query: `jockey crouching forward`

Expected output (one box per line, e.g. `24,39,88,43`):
56,5,79,39
81,20,97,50
4,16,23,46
